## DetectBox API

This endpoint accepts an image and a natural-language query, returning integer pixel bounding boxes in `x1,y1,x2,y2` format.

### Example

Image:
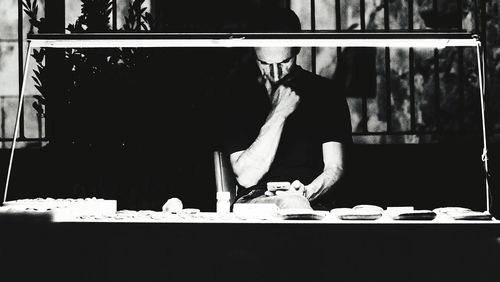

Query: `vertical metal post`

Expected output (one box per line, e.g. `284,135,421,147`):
457,47,465,132
335,0,342,65
4,43,32,203
409,50,416,132
360,0,365,31
474,0,480,35
433,0,438,29
17,0,25,139
1,97,5,148
475,41,491,213
409,0,416,132
310,0,316,74
335,0,341,30
384,0,392,132
480,0,487,107
457,0,464,130
457,0,463,30
310,0,315,31
432,0,440,134
37,103,43,140
360,0,368,133
434,48,440,133
112,0,118,30
408,0,414,31
384,0,390,30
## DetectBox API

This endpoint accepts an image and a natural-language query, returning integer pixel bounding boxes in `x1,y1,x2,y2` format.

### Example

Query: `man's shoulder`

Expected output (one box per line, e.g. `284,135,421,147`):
293,67,342,101
295,67,338,89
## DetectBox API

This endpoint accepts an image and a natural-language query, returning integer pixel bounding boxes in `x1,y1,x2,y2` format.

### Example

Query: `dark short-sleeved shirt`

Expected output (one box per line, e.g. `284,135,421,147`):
222,64,352,199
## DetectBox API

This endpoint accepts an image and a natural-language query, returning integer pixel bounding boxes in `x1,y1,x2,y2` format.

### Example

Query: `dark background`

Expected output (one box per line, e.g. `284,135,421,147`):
0,0,498,216
1,46,497,215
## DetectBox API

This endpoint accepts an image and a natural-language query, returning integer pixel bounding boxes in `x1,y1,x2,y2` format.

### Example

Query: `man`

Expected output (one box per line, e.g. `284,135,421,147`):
221,8,351,210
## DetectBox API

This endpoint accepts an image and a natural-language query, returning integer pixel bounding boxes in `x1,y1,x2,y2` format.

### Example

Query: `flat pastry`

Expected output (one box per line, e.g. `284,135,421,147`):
279,209,327,220
389,210,436,220
331,207,382,220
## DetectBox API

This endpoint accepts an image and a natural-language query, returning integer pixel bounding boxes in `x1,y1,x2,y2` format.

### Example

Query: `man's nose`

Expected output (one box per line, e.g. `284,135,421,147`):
269,63,283,81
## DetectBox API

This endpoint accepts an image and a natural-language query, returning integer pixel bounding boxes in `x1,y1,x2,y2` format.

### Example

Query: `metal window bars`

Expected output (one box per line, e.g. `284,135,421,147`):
306,0,478,136
11,1,489,142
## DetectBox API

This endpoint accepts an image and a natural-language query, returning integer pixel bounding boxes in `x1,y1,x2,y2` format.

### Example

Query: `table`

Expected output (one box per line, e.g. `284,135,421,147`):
1,215,499,282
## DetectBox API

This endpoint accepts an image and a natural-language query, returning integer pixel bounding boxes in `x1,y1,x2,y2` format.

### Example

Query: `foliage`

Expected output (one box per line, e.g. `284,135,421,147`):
24,0,155,133
22,0,48,34
70,0,112,32
23,0,47,117
123,0,155,31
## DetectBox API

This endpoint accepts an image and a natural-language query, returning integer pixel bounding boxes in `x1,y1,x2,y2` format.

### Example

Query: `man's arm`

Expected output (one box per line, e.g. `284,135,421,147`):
304,141,345,201
230,85,299,188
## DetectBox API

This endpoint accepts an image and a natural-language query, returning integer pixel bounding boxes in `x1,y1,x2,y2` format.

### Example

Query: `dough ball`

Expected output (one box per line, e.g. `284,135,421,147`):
162,198,183,213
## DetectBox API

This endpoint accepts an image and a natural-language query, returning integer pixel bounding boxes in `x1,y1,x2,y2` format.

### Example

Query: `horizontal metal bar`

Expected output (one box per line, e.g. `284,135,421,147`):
1,130,495,142
2,132,495,143
0,39,19,43
351,131,488,136
0,138,48,142
29,31,475,40
27,30,475,40
0,95,40,99
27,32,480,48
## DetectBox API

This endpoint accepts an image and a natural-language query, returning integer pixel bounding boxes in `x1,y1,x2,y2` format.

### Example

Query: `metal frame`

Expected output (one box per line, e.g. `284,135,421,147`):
26,32,478,48
3,32,491,214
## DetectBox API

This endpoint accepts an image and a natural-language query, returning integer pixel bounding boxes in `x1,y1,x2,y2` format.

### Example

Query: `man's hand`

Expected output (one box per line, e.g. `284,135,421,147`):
304,184,323,202
290,180,306,196
270,85,300,119
265,180,307,197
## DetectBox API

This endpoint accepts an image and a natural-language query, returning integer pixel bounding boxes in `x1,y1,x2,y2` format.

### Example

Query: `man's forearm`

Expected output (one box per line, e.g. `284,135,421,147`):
306,165,344,201
232,114,286,188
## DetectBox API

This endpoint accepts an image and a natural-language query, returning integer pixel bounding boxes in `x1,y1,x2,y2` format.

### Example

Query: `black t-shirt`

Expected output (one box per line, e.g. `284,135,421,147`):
221,64,352,198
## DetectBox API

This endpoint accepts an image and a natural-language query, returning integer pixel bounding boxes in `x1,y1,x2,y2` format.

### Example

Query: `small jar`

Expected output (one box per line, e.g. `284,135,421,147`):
216,192,231,214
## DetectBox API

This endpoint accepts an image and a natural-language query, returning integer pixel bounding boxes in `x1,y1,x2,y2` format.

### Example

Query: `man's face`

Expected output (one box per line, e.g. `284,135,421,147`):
255,47,297,84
